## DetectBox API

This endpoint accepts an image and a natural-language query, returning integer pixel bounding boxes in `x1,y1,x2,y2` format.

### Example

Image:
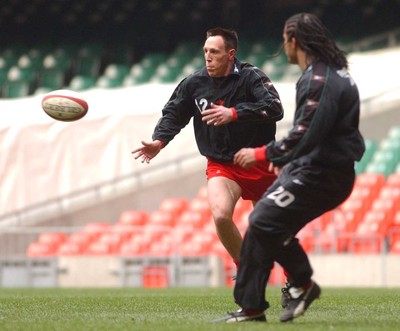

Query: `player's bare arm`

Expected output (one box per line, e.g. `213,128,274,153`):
131,140,164,163
201,102,234,126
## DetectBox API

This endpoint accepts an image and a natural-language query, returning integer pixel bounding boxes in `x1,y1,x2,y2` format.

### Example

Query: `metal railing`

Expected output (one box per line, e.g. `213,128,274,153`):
0,151,203,228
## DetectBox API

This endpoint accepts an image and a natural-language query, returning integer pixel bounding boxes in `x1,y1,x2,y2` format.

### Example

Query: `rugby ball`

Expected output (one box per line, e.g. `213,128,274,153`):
41,89,88,122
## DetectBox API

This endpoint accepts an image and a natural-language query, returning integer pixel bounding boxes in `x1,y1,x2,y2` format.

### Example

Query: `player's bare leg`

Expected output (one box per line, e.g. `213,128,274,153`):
207,177,242,260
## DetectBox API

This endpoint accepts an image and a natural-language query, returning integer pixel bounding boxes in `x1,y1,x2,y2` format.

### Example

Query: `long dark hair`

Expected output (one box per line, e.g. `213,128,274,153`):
284,13,348,69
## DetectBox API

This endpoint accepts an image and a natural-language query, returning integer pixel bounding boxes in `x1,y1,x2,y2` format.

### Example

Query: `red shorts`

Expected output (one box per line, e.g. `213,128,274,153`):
206,159,277,201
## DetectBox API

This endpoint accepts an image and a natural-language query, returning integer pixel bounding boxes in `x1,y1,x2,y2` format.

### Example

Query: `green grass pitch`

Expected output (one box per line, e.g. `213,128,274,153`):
0,287,399,330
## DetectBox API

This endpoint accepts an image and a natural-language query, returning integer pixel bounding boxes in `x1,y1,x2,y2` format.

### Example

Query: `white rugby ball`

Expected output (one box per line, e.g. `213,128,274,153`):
41,89,88,122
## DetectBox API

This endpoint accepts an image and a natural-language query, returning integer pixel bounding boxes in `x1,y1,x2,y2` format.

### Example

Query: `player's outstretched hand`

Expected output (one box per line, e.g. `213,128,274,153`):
233,148,257,168
202,103,233,126
132,140,164,163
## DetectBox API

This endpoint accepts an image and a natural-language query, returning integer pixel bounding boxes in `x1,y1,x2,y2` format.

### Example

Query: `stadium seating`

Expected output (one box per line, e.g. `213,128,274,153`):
66,75,96,91
355,139,377,174
26,242,57,257
74,44,103,77
22,125,400,287
96,63,130,88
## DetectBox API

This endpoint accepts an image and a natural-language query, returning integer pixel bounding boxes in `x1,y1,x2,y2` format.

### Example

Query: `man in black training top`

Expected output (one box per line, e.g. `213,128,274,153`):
132,27,283,275
215,13,365,323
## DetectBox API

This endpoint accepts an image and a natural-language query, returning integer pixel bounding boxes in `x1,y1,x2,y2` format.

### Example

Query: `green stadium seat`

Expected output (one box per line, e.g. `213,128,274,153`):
138,52,167,81
245,52,266,68
0,47,20,69
104,63,130,80
152,63,182,83
95,63,130,88
7,65,36,86
68,75,96,91
96,76,122,88
141,53,167,67
122,74,149,86
388,127,400,141
379,138,400,157
39,68,65,90
75,55,101,78
1,80,30,98
75,45,103,77
151,53,189,83
109,44,134,64
366,161,394,177
0,59,9,88
262,60,286,81
245,42,269,68
42,53,67,72
33,86,53,95
355,139,377,174
375,149,399,165
18,52,43,72
2,65,33,98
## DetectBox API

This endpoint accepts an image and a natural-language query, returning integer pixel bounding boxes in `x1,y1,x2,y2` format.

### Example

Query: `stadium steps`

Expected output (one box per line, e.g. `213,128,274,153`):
25,127,400,282
2,25,398,98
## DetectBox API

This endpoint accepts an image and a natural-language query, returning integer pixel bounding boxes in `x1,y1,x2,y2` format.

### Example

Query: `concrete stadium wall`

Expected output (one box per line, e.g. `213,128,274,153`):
1,254,400,288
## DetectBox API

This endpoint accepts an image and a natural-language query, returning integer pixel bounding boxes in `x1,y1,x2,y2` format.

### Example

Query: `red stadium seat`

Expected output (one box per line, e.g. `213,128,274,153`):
390,237,400,253
86,241,115,255
348,210,388,253
68,232,96,247
142,223,171,242
236,210,251,234
26,242,57,257
297,222,316,253
210,241,231,266
117,210,149,226
354,173,385,199
148,239,175,256
187,198,211,219
176,209,208,229
142,266,170,288
82,222,112,239
356,210,389,235
180,240,212,256
111,223,138,240
356,173,386,189
348,236,384,254
119,240,147,256
196,185,208,200
347,186,376,212
232,198,253,222
378,187,400,211
159,197,189,218
370,198,397,227
386,173,400,188
119,233,152,256
37,232,68,251
172,225,195,243
337,198,366,232
191,231,218,247
97,232,127,252
58,241,87,256
38,232,67,245
387,212,400,247
148,210,176,227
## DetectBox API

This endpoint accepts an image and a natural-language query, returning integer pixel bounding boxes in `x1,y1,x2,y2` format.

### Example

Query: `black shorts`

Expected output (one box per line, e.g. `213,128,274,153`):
249,164,355,237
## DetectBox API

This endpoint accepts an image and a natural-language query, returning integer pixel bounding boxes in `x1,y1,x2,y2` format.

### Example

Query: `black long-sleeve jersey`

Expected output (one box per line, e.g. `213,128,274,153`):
152,58,284,162
266,61,365,170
